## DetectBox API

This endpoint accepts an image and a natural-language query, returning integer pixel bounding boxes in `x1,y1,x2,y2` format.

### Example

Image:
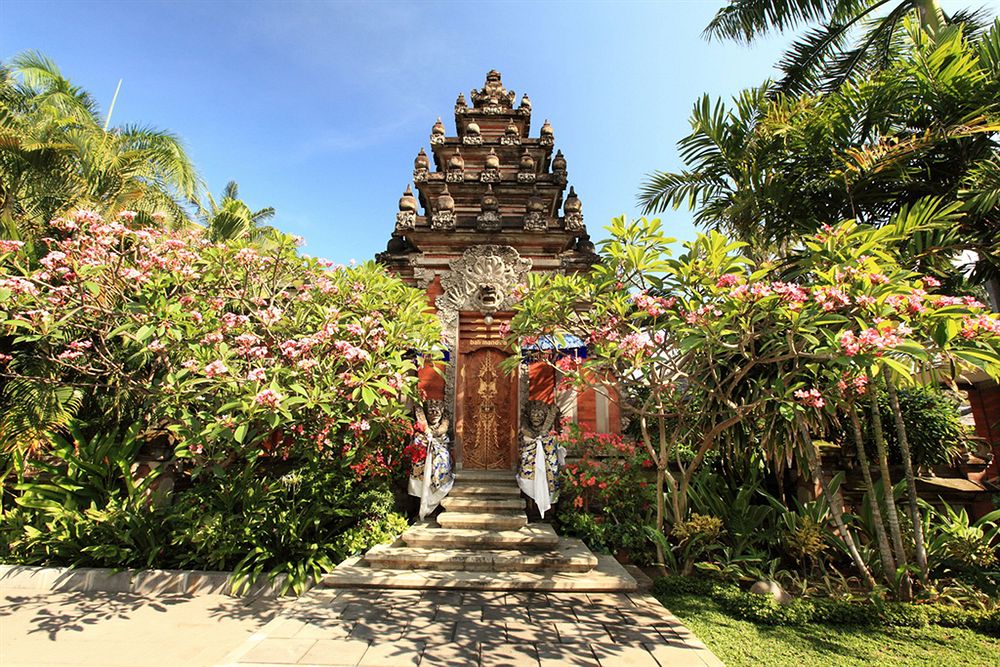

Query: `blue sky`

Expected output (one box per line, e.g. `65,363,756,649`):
1,0,992,263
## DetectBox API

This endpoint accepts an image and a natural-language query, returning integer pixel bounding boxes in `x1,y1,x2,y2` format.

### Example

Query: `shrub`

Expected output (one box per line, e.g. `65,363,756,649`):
653,576,1000,636
556,425,657,564
0,211,441,592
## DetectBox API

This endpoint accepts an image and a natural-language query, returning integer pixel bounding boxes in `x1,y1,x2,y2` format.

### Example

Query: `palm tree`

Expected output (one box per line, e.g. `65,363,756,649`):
198,181,276,242
704,0,986,94
0,50,200,239
640,22,1000,270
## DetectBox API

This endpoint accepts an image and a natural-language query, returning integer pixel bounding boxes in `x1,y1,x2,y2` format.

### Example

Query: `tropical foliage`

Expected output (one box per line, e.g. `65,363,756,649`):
640,18,1000,288
0,209,440,590
0,52,199,243
507,212,1000,597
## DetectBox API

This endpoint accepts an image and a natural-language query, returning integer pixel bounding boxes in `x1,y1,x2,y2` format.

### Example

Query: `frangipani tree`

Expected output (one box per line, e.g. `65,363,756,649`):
508,208,1000,586
0,209,440,470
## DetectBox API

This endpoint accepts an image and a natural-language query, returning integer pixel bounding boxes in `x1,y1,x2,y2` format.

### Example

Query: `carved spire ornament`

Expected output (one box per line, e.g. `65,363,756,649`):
517,148,536,183
395,184,418,231
563,185,584,232
539,119,554,146
463,121,483,145
481,147,502,183
446,148,465,183
477,185,502,231
431,117,446,144
432,184,456,230
413,148,430,182
524,186,547,232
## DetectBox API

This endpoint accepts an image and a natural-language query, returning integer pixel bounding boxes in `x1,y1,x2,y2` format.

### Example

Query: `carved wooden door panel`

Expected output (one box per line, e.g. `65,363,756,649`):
459,346,517,469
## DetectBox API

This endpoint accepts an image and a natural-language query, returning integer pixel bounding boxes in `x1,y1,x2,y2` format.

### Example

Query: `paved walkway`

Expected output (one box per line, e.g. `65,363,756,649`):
0,585,722,666
218,588,723,667
0,587,277,667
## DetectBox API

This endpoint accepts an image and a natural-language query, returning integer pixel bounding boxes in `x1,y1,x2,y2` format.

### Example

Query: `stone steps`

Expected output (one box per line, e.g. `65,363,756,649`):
363,538,597,572
322,554,637,592
401,522,560,550
456,469,516,482
441,496,525,512
449,483,522,497
437,511,527,530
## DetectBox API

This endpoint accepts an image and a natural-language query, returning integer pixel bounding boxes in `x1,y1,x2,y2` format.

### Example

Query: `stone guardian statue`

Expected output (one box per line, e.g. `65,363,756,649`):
408,399,455,519
516,400,564,518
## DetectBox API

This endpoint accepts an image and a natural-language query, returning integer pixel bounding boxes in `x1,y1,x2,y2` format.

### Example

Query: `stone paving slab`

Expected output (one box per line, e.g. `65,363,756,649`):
217,588,724,666
0,586,280,667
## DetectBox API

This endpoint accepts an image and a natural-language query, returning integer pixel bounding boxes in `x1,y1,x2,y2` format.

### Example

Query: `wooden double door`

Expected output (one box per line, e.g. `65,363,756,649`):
455,313,518,470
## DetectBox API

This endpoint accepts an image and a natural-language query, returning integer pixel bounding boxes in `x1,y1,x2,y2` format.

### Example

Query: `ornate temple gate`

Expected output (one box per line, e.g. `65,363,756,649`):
455,313,518,470
376,70,613,470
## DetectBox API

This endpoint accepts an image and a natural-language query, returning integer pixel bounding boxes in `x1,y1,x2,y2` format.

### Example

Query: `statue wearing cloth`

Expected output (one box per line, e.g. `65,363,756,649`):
408,399,455,519
516,400,565,518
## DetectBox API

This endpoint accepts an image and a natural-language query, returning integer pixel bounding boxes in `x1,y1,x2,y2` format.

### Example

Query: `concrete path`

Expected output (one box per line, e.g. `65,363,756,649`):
0,587,279,667
218,588,723,667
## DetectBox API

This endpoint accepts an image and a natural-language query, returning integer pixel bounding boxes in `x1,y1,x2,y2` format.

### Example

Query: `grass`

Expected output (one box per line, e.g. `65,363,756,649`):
657,592,1000,667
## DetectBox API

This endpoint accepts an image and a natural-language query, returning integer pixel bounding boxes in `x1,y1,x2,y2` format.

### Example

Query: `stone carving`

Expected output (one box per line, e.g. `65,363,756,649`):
446,148,465,183
413,148,430,182
480,148,501,183
477,210,502,231
396,184,418,231
431,210,456,230
477,185,502,231
431,117,446,145
455,92,467,114
437,245,532,345
563,186,584,231
517,149,536,183
463,121,483,145
470,69,516,113
500,121,521,146
524,211,546,231
552,149,568,186
524,188,548,231
432,186,456,230
521,400,558,445
396,211,416,231
539,119,554,146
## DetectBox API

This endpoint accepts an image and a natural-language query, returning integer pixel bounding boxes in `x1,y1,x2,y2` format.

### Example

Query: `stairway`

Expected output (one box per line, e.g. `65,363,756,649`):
322,469,637,591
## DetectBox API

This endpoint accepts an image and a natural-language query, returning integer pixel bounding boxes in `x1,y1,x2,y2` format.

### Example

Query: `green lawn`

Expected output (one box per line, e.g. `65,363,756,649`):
657,593,1000,667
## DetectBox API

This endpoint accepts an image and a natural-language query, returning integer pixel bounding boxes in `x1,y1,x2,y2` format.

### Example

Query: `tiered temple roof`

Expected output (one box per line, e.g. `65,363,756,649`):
378,70,596,278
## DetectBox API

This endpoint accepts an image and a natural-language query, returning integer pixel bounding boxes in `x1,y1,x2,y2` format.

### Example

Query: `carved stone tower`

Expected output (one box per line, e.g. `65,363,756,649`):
378,70,607,471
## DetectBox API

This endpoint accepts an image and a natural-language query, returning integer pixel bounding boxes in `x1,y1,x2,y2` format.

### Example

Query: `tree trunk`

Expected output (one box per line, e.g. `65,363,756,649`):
884,377,930,584
796,416,877,591
868,379,908,568
849,403,897,580
916,0,943,34
640,415,667,569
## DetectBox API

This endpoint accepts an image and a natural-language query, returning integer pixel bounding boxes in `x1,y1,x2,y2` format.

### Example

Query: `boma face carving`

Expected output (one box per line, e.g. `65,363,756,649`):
477,283,501,310
527,401,549,428
426,400,445,425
